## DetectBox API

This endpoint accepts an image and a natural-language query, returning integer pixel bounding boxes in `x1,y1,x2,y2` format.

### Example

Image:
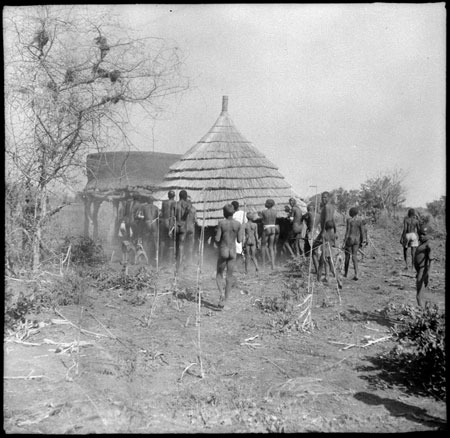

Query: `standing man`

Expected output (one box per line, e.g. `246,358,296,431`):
289,197,304,257
130,193,144,243
302,203,320,273
175,190,191,272
215,204,243,309
400,208,421,270
259,199,278,270
140,196,160,266
414,227,432,307
159,190,176,265
231,201,247,266
343,206,366,280
185,195,198,264
319,191,336,239
313,191,337,278
243,212,260,274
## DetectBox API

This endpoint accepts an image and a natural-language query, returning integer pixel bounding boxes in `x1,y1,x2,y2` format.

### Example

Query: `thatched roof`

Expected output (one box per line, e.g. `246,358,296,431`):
153,96,305,226
84,151,181,196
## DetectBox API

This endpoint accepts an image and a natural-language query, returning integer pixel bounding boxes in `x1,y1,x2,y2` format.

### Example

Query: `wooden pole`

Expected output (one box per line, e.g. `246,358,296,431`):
307,186,318,295
197,188,208,379
156,212,160,272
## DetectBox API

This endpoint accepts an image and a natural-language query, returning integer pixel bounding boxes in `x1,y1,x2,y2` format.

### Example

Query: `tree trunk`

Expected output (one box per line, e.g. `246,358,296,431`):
32,226,41,272
31,189,47,272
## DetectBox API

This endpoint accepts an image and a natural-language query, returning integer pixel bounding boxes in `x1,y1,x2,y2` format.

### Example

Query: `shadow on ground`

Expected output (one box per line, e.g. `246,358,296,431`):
354,392,447,430
339,307,395,328
173,287,222,311
356,354,445,403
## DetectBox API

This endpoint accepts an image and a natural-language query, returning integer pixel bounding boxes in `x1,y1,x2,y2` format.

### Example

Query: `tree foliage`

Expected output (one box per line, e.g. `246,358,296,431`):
359,169,407,216
4,5,188,270
426,196,446,218
330,187,360,217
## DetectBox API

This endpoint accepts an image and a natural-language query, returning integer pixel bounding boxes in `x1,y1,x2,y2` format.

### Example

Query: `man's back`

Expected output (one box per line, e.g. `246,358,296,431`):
161,199,176,219
404,216,419,234
186,205,197,233
261,208,277,225
142,203,159,221
216,218,241,248
176,199,190,222
346,217,363,245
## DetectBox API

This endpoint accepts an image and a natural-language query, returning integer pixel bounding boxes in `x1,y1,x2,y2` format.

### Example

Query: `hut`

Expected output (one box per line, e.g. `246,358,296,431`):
83,150,181,239
153,96,306,227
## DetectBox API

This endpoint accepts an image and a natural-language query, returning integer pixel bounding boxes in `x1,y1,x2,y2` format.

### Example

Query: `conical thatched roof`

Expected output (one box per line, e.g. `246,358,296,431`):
153,96,305,226
85,151,181,196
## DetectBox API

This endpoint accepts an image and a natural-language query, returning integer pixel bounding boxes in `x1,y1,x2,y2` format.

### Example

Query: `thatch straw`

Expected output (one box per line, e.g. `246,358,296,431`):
153,96,305,226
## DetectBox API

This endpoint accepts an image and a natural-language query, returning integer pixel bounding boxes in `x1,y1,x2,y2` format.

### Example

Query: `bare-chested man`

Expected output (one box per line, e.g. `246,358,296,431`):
140,196,159,266
175,190,191,272
130,193,144,241
259,199,278,270
312,192,337,276
185,195,198,264
302,203,320,273
215,204,243,309
319,191,336,239
414,227,432,307
400,208,420,270
343,206,366,280
289,197,304,257
159,190,176,265
243,212,259,274
317,220,340,286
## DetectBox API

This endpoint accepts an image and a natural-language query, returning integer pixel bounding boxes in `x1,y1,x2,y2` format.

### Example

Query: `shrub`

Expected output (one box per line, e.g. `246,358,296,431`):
4,285,36,331
388,303,446,400
40,271,88,306
284,256,309,277
255,296,293,313
60,235,106,266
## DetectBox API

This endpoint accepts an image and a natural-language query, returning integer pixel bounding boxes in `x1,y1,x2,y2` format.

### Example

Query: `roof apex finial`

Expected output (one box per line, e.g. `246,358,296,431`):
222,95,228,113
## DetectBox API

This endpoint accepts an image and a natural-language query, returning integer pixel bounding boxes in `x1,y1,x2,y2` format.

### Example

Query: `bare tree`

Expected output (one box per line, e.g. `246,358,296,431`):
4,5,189,271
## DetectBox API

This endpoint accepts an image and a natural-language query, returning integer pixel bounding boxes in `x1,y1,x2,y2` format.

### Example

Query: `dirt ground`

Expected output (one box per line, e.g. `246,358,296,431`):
3,223,447,433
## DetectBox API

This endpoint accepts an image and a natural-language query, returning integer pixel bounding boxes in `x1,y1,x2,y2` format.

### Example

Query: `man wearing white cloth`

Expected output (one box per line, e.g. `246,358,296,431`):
231,201,247,257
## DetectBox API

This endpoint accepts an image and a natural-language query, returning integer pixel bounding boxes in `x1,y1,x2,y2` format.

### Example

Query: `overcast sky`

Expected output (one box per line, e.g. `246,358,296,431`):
117,3,445,207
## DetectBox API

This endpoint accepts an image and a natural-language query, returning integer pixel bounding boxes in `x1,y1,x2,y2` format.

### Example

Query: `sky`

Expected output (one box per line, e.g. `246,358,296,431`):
77,4,449,206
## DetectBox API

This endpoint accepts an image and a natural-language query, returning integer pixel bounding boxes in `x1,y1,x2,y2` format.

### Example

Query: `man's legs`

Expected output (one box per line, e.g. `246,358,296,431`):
416,267,425,307
351,244,359,280
268,234,276,269
261,232,267,268
224,258,236,300
294,234,303,256
216,257,226,300
403,244,409,269
249,246,259,272
410,247,417,271
176,232,186,271
344,248,350,278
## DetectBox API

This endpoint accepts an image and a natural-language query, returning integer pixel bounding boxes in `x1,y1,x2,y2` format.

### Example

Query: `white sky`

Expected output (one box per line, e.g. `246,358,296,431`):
73,5,450,206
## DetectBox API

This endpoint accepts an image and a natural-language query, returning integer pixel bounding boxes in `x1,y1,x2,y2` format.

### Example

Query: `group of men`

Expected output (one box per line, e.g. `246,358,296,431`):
118,189,197,272
214,192,350,308
118,189,432,310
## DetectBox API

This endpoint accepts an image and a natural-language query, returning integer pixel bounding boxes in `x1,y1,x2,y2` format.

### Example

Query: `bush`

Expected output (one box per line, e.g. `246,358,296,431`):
285,256,306,273
41,271,88,306
60,235,106,266
388,303,446,400
4,285,36,331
